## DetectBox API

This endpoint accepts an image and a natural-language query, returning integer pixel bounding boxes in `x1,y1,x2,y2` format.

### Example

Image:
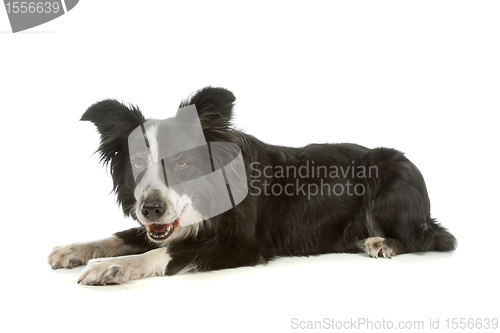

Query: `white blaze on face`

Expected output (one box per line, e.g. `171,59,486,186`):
145,124,159,164
133,124,203,227
133,123,169,222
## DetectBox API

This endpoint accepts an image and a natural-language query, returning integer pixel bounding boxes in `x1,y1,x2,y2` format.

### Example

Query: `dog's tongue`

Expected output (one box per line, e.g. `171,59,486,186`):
150,224,168,233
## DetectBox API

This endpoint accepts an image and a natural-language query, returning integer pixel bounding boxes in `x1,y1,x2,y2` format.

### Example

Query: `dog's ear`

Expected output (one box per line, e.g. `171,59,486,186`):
81,99,146,165
178,86,236,133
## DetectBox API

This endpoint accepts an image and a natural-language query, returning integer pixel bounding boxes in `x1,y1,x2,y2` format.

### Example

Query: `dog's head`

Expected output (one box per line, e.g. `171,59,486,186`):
81,87,240,244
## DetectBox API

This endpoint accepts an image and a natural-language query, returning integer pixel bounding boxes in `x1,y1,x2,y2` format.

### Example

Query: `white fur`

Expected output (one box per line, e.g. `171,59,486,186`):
48,236,138,269
170,191,204,227
145,123,159,163
78,248,172,285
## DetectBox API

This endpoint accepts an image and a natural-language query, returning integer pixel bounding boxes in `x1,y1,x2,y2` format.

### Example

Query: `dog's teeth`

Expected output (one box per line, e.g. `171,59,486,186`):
146,225,175,240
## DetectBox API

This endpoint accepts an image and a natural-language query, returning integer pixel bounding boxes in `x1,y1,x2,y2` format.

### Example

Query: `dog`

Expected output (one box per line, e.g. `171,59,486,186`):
48,87,456,285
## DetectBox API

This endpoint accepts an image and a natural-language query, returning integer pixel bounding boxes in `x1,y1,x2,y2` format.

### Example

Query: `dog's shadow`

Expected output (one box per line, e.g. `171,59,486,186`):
50,251,455,291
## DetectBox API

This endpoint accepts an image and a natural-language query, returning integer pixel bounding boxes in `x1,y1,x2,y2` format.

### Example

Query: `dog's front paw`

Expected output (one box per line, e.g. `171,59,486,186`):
77,249,171,285
78,257,138,285
48,244,94,269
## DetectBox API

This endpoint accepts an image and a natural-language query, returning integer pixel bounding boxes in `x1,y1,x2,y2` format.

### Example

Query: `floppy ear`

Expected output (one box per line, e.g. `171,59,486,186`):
178,86,236,132
81,99,146,165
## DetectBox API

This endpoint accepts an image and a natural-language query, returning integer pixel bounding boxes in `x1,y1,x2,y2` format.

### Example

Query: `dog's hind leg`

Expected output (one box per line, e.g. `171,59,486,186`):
358,237,406,259
48,227,154,269
361,148,456,254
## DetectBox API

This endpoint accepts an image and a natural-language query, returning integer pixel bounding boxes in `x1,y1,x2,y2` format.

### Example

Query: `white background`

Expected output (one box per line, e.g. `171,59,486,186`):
1,1,499,332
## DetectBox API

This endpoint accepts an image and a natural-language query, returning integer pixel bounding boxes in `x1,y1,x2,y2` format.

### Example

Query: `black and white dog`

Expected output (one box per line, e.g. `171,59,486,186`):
48,87,456,285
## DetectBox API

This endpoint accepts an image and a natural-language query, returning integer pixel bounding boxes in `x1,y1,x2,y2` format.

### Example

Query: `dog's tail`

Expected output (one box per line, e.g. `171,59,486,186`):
426,219,457,252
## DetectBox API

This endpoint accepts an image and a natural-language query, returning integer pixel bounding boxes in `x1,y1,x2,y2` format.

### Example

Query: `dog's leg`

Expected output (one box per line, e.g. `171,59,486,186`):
165,239,262,275
358,237,405,259
77,248,171,285
48,227,154,269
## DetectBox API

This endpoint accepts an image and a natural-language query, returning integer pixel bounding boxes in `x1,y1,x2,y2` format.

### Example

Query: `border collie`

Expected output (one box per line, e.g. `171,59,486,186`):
48,87,456,285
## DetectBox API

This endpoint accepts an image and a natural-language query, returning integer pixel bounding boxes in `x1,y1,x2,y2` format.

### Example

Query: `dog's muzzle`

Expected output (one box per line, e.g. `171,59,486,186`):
138,194,186,242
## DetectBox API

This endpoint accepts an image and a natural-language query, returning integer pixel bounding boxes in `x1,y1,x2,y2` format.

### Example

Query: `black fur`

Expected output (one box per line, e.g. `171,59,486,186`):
81,87,456,274
81,100,146,216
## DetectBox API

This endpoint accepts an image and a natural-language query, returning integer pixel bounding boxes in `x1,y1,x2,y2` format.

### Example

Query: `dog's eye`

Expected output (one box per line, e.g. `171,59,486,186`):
132,158,145,169
176,159,188,169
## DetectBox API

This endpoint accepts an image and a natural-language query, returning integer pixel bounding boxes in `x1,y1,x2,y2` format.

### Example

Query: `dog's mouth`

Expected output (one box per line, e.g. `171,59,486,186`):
142,205,188,242
144,219,180,241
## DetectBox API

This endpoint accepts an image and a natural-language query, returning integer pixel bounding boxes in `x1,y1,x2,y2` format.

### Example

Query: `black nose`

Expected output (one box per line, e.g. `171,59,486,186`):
140,200,166,220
